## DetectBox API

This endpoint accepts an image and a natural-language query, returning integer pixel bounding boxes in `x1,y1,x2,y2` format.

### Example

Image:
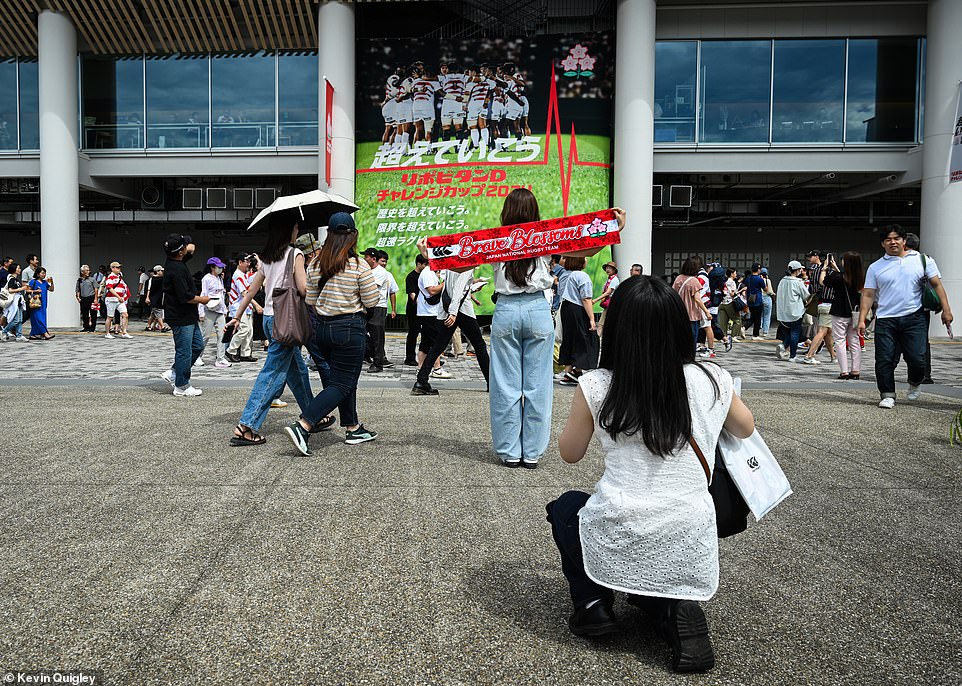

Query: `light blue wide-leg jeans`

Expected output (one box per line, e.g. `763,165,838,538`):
489,292,554,463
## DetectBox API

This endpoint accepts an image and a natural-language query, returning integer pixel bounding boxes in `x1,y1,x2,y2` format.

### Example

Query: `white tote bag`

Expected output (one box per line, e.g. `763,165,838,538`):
716,428,792,520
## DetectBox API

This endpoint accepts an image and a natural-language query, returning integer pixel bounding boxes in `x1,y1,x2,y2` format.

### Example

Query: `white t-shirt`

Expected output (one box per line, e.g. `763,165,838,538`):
577,364,734,600
493,256,554,295
864,250,941,319
259,246,302,316
371,264,398,309
417,267,441,317
138,272,149,295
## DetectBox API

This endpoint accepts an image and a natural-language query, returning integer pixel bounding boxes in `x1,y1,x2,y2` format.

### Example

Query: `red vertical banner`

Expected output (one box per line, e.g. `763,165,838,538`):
325,78,335,187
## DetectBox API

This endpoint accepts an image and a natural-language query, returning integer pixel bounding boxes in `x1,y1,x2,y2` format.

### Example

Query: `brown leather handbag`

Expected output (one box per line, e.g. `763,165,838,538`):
270,249,311,346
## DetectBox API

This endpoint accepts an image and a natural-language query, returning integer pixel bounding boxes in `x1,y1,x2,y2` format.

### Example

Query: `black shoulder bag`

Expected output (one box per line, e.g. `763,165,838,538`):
689,436,750,539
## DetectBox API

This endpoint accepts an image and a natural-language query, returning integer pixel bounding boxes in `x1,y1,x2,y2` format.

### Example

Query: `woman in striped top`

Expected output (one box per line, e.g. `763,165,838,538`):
284,212,381,456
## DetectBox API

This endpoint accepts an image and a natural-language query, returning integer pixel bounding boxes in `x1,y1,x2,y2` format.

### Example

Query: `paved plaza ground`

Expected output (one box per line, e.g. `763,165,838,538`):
1,327,961,685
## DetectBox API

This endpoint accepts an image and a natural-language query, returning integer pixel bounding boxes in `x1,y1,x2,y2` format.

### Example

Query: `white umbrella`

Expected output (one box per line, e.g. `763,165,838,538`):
246,189,358,232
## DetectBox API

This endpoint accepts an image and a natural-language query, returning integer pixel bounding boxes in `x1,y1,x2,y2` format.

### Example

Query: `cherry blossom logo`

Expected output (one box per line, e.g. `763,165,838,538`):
561,44,596,78
587,216,608,237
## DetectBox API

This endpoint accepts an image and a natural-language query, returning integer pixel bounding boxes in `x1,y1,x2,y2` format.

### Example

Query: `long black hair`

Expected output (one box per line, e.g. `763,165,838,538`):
597,275,719,456
261,210,299,264
500,188,540,288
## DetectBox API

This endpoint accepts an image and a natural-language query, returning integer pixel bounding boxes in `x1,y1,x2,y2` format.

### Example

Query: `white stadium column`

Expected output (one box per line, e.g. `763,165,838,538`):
921,0,962,336
38,10,80,328
612,0,656,276
318,1,356,202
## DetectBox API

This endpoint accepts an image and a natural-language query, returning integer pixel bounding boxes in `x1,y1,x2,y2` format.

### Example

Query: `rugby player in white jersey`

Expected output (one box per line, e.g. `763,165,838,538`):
380,65,404,145
393,65,418,152
411,67,440,145
438,62,468,143
466,65,496,151
501,63,530,139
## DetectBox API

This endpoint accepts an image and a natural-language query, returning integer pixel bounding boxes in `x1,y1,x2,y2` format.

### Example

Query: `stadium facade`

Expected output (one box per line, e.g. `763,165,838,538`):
0,0,958,331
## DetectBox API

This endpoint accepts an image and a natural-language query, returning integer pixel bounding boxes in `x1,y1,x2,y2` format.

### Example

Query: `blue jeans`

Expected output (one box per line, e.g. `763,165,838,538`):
874,309,927,396
761,295,773,334
2,307,23,337
489,292,554,463
301,312,366,428
689,321,700,351
239,315,314,431
779,318,802,359
171,323,205,388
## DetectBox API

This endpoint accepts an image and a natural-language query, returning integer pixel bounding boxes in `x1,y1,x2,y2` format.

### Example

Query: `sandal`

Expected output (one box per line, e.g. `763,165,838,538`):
42,334,55,340
309,415,338,433
230,424,266,446
837,373,850,380
849,372,860,380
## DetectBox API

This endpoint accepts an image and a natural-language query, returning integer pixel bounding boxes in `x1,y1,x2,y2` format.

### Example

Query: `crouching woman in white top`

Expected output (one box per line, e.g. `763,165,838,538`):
547,275,755,674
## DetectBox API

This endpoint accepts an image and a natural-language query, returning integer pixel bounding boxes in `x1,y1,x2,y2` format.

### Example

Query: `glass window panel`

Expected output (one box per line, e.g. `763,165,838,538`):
211,52,275,148
0,58,17,150
81,56,144,149
772,40,844,143
918,38,925,142
699,41,771,143
146,55,209,148
846,38,918,143
278,51,318,146
18,60,39,150
654,42,696,143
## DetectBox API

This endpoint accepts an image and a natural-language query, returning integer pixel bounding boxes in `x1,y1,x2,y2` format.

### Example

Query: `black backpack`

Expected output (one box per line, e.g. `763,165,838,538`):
707,265,726,306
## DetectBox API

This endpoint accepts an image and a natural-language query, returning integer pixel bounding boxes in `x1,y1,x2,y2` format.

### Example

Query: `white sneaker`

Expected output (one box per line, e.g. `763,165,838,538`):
173,386,203,397
698,349,715,359
790,356,803,363
431,367,453,379
161,370,175,387
553,371,568,381
0,333,7,342
214,359,232,368
193,358,205,367
104,333,114,339
270,399,289,408
906,385,921,401
801,357,821,365
878,397,896,409
120,332,132,339
16,335,28,342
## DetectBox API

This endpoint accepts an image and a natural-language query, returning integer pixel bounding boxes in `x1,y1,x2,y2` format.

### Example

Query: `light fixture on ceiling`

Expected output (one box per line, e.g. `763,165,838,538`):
907,200,914,206
781,200,788,207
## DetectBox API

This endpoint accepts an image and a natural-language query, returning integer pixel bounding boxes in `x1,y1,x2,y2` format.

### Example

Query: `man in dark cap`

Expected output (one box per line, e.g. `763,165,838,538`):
161,233,210,397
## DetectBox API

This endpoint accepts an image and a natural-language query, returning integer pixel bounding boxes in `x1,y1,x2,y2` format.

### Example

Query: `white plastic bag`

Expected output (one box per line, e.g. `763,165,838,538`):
716,428,792,520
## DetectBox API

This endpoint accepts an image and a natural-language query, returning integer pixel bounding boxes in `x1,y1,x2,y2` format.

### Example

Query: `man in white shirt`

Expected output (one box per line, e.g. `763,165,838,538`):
417,263,445,376
362,247,391,373
858,225,954,408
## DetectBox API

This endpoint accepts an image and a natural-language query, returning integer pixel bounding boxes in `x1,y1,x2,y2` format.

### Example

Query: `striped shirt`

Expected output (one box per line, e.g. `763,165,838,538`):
307,257,379,316
104,273,129,302
229,268,253,316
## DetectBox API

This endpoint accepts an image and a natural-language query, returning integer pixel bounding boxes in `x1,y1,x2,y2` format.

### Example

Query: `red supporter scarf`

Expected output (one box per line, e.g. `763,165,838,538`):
426,209,621,271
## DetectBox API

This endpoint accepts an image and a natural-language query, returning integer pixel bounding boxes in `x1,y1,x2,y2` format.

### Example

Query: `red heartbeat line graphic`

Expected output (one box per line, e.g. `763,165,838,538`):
357,63,611,217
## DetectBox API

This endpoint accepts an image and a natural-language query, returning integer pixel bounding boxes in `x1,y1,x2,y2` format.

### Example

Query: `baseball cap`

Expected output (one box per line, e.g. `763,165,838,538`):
294,234,318,251
328,212,356,233
164,233,192,255
110,261,122,268
152,264,164,272
787,260,803,271
760,267,768,275
207,256,226,268
362,247,379,259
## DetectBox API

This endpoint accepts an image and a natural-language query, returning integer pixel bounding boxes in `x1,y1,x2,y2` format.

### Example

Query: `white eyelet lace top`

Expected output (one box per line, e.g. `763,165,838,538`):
577,364,733,600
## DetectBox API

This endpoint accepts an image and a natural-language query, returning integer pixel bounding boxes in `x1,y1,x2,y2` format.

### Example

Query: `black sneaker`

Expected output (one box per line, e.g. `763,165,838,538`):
367,364,382,374
382,361,395,368
238,355,259,362
309,415,337,433
283,422,312,457
521,460,538,469
225,352,240,363
345,425,378,444
403,359,419,366
724,337,734,352
502,459,521,468
411,382,439,396
662,601,715,673
568,601,619,638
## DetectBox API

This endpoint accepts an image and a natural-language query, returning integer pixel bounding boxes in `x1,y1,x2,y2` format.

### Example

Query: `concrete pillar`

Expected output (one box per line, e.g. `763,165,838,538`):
318,1,356,202
920,0,962,336
38,10,80,329
611,0,655,276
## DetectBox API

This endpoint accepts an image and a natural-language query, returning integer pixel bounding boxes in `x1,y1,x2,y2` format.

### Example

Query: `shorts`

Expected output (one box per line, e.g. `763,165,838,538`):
466,101,485,123
395,101,414,124
817,303,832,329
440,100,465,126
151,307,165,319
381,101,396,125
413,101,435,123
105,300,127,317
490,101,506,121
505,101,523,120
700,317,712,329
520,96,529,117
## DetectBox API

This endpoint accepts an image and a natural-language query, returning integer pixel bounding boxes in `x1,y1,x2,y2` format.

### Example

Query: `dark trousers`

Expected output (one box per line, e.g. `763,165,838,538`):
79,296,96,331
418,316,440,354
405,312,421,362
302,313,366,428
748,305,763,337
875,309,927,395
417,313,490,385
779,318,803,358
365,306,387,366
171,323,204,388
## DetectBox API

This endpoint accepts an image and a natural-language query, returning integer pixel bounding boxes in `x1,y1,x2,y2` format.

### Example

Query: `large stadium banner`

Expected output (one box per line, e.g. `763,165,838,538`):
355,34,614,314
951,86,962,183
